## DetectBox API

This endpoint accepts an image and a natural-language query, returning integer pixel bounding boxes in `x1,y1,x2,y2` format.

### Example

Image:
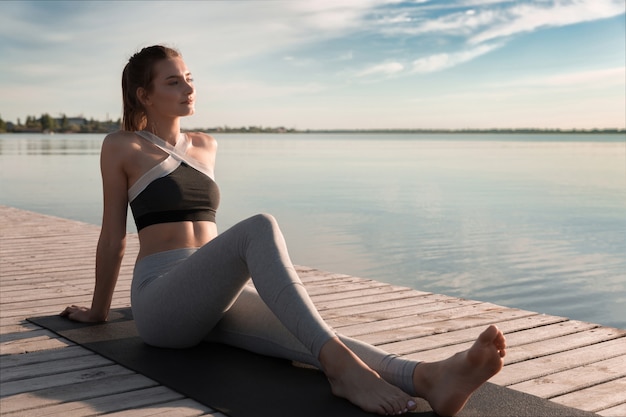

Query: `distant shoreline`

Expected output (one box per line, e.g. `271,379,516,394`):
1,128,625,135
2,114,624,135
280,128,626,134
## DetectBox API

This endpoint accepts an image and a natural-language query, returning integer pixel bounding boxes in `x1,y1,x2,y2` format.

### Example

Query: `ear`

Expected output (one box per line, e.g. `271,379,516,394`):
136,87,151,107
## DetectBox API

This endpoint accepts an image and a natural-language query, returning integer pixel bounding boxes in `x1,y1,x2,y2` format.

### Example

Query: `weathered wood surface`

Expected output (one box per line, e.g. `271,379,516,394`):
1,205,625,416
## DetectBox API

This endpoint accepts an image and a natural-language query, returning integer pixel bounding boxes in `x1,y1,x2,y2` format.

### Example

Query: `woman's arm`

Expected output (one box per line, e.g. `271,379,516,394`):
62,134,129,322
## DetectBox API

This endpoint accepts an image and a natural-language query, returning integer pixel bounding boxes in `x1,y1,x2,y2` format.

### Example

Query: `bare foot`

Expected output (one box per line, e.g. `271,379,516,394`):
319,338,417,415
413,325,506,416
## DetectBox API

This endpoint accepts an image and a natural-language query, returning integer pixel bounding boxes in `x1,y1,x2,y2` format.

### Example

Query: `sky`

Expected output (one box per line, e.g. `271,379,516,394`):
1,0,624,130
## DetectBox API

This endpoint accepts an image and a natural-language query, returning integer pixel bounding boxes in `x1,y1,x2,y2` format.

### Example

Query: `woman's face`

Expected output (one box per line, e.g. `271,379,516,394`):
141,57,195,119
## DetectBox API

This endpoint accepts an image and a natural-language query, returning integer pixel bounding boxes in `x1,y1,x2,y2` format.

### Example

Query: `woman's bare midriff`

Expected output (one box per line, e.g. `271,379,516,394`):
136,221,218,260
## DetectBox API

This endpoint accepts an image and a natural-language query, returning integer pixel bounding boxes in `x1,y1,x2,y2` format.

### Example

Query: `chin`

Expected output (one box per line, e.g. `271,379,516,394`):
178,109,195,118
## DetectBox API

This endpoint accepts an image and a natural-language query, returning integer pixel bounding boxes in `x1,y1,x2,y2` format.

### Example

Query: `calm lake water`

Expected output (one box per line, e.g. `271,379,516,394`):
1,132,625,329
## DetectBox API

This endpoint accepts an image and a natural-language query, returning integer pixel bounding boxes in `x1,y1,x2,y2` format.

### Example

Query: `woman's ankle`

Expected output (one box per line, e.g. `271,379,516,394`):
318,337,353,376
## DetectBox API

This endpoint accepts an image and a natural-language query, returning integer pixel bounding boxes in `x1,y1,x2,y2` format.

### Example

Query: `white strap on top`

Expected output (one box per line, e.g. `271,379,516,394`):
128,131,215,202
135,131,214,178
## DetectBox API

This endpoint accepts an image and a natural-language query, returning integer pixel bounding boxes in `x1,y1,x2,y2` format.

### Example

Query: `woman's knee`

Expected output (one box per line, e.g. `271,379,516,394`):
247,213,279,232
240,213,288,251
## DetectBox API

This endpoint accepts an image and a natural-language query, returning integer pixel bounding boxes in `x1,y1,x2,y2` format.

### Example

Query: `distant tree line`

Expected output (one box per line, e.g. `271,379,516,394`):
0,113,623,135
0,113,121,133
201,125,296,134
196,126,626,134
300,128,626,134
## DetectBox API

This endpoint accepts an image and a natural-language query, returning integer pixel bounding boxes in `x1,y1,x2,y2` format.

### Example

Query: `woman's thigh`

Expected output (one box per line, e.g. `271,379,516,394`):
131,223,257,347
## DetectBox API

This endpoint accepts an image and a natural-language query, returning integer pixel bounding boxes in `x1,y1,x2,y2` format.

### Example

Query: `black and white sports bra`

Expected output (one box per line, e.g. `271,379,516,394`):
128,131,220,231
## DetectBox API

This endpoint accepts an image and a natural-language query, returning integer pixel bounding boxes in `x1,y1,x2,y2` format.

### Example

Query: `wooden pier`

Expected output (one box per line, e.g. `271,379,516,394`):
1,205,625,416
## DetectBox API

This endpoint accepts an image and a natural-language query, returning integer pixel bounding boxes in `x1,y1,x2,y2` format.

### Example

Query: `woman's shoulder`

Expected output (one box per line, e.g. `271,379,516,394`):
101,130,145,150
186,131,217,149
103,129,140,144
100,130,145,162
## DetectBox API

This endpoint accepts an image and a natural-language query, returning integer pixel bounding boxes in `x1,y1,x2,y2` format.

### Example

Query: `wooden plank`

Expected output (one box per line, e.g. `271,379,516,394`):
310,284,409,303
1,353,114,383
336,299,482,332
381,320,597,354
0,373,153,414
5,386,185,417
298,270,353,283
375,309,541,348
0,334,73,355
490,337,626,386
551,377,626,413
0,281,74,293
598,402,626,417
405,326,626,364
0,364,135,397
504,326,626,364
342,303,521,342
322,295,448,319
0,298,131,325
0,287,93,303
305,279,390,297
0,345,93,369
327,292,468,321
0,328,55,344
0,321,41,336
509,355,626,398
315,288,421,311
101,399,219,416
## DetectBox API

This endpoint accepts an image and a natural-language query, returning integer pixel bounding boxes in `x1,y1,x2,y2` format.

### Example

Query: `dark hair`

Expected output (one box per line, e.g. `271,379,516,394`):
121,45,181,131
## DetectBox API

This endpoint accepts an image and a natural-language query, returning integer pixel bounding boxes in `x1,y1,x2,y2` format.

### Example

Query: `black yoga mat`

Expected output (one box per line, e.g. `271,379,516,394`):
29,308,598,417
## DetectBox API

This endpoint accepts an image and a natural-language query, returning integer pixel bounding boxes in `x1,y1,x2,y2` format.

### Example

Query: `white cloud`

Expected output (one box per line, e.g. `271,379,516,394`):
535,67,626,86
378,1,624,45
357,62,405,77
456,0,515,6
427,10,499,36
208,80,327,101
376,12,414,25
475,67,626,92
411,43,500,73
470,0,626,44
377,0,624,75
285,0,384,32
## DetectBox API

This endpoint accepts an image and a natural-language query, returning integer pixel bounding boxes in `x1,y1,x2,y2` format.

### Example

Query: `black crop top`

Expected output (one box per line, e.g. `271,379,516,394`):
130,163,220,230
128,131,220,231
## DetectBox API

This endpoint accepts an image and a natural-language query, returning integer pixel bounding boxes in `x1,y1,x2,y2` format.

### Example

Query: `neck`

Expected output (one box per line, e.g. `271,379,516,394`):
144,117,181,145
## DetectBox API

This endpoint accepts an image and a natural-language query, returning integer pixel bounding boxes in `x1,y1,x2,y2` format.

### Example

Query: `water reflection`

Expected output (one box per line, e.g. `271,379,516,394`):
0,133,102,155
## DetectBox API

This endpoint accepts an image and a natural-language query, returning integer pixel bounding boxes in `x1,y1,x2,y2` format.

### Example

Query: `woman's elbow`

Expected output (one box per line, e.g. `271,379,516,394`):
98,231,126,256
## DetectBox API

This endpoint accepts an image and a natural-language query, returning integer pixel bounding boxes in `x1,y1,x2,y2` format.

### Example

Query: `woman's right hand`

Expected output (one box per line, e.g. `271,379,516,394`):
60,305,105,323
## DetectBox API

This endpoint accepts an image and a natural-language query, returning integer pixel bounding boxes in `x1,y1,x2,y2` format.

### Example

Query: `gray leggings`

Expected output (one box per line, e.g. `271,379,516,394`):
131,214,417,395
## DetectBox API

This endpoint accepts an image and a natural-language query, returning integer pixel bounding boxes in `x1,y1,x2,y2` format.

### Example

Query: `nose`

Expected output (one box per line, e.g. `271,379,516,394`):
185,80,194,94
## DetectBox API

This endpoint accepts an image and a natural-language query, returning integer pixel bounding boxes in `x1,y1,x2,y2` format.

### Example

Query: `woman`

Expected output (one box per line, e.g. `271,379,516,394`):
62,45,506,416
